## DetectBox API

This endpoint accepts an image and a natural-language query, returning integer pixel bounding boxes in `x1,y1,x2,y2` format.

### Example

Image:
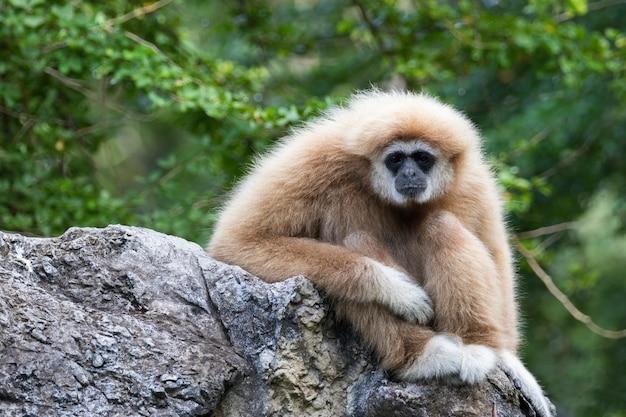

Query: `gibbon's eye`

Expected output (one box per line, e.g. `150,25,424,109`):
413,151,435,171
385,152,405,171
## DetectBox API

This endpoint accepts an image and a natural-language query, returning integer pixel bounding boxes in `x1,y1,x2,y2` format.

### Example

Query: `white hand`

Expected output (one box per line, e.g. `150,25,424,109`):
370,259,434,324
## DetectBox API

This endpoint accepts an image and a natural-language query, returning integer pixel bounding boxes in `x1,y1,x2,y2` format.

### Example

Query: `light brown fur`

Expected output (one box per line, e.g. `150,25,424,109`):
208,90,551,416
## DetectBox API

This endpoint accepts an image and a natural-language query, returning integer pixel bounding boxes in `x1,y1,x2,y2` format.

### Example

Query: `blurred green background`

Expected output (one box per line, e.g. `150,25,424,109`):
1,1,625,415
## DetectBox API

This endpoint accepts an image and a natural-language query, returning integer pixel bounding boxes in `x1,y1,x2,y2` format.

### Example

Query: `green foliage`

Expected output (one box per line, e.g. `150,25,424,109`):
2,1,626,415
525,192,626,414
496,163,551,216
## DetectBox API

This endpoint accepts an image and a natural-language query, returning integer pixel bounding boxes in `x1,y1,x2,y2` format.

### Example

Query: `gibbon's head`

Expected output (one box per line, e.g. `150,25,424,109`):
333,89,482,206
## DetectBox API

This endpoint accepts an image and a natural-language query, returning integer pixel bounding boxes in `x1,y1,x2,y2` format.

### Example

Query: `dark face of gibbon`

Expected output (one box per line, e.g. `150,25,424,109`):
371,140,453,206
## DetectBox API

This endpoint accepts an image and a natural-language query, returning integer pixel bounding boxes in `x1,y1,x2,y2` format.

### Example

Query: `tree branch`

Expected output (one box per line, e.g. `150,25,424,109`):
555,0,626,22
514,237,626,339
99,0,175,31
516,221,580,239
352,0,397,68
44,66,154,122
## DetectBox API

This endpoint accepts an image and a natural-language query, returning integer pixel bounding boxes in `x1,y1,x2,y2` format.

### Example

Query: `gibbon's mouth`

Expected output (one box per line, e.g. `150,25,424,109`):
397,185,427,197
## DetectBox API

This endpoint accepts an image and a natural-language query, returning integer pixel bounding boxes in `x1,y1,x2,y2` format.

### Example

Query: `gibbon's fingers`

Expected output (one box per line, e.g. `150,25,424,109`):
397,334,497,384
498,351,555,417
369,259,434,324
457,344,498,384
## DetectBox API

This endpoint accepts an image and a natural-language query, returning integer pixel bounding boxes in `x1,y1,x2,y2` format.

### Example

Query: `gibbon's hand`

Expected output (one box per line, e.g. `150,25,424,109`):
498,351,555,417
369,259,434,324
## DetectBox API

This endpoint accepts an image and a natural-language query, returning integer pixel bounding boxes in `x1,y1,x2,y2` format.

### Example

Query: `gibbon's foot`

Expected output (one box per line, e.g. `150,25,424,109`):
397,334,497,384
498,351,555,417
369,259,434,324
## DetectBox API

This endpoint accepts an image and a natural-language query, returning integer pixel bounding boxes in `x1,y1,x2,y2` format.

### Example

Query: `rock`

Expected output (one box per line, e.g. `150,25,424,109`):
0,225,546,416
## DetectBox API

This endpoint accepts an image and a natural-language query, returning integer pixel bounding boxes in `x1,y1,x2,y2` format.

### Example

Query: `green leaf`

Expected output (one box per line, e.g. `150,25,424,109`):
566,0,588,15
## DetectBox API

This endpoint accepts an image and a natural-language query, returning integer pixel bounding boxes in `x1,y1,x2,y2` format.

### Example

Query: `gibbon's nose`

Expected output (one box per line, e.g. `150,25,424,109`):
401,167,418,178
399,159,420,178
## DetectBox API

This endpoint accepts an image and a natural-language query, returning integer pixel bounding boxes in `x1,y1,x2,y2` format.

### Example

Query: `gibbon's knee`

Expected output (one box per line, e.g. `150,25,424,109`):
419,211,469,246
334,300,435,373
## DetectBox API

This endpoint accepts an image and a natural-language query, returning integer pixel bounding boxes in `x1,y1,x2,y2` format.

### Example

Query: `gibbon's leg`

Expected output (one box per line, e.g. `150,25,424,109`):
342,231,497,384
333,301,438,373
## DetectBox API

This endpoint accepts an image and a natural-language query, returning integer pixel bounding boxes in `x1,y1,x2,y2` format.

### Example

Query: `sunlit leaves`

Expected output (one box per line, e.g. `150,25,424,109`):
497,164,551,216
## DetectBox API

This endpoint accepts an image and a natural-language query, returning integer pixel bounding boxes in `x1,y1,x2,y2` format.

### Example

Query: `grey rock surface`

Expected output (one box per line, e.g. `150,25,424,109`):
0,225,541,416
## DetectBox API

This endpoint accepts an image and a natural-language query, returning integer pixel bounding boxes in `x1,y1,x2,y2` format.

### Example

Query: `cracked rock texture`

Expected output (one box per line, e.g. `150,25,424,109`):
0,225,539,416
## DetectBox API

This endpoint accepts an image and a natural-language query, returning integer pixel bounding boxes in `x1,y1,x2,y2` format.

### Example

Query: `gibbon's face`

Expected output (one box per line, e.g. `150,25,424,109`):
371,140,453,206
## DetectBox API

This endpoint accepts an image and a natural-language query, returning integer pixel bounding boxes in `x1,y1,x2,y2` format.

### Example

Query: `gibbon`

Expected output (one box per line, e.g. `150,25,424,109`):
208,89,553,416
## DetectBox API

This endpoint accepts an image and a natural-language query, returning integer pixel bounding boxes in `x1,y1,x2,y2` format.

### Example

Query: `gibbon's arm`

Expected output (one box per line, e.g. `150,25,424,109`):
210,228,433,325
208,167,434,325
450,170,520,353
209,139,433,324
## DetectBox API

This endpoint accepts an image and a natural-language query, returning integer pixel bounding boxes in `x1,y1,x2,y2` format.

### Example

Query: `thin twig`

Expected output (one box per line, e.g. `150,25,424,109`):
99,0,175,31
440,20,490,50
516,221,580,239
352,0,397,68
539,132,597,178
122,31,181,69
532,232,564,254
44,66,154,121
44,66,85,90
506,128,552,161
554,0,626,22
72,120,120,139
514,237,626,339
0,106,65,124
